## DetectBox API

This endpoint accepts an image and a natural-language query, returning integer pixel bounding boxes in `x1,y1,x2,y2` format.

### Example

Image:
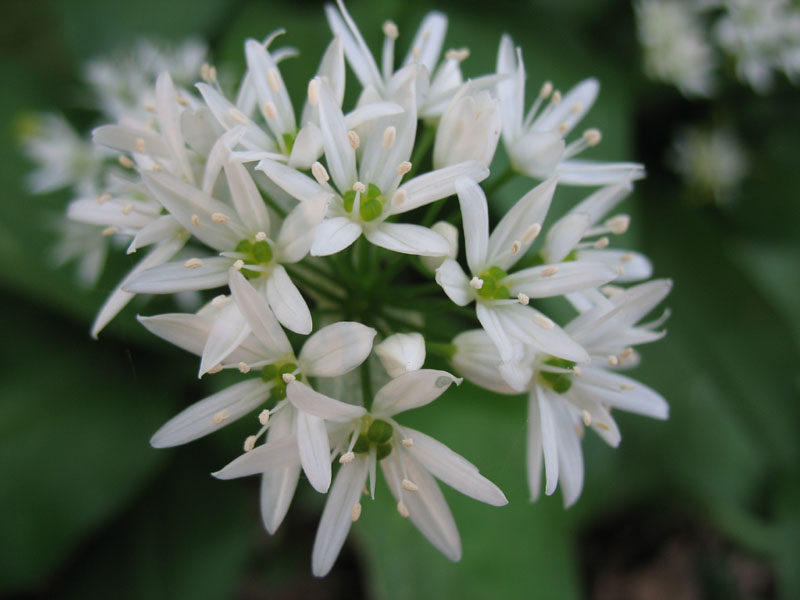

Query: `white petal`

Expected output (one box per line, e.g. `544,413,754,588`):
92,125,170,157
228,269,292,356
276,195,329,263
505,261,619,298
310,217,362,256
260,408,301,534
536,387,560,496
402,11,447,74
365,223,450,257
556,160,645,186
452,330,519,395
476,303,523,365
123,257,231,294
454,178,488,273
542,212,591,263
344,101,404,129
223,160,271,233
403,427,507,506
212,434,301,479
287,122,324,169
496,34,522,142
324,0,382,89
435,259,472,306
155,72,193,183
393,161,489,216
287,381,366,422
534,78,598,135
312,456,369,577
510,131,565,179
151,378,269,447
526,391,544,501
577,249,652,282
67,197,156,229
299,322,376,377
256,158,331,203
317,77,356,192
381,451,461,561
573,368,669,419
296,410,332,493
127,215,183,254
315,37,345,110
374,333,426,378
486,177,557,269
493,303,589,363
266,264,312,334
196,82,274,152
91,237,185,338
199,300,251,376
244,39,295,137
372,370,460,417
571,180,633,225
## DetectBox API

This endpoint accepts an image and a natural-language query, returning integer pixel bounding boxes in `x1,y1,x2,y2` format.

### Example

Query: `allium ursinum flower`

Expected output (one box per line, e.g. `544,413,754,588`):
144,269,376,500
123,158,328,341
452,279,671,506
715,0,800,92
435,177,620,389
259,77,488,257
85,38,207,122
670,125,748,204
433,83,502,169
326,0,479,120
496,35,645,186
635,0,717,97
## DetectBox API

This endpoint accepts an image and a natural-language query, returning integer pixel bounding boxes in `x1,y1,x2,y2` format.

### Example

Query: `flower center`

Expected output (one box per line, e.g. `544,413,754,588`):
260,361,302,404
235,238,274,278
475,265,511,300
352,417,394,460
343,183,386,222
537,357,576,394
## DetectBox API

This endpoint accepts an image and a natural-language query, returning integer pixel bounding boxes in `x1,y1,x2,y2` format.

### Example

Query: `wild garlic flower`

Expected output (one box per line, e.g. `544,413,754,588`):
496,35,644,185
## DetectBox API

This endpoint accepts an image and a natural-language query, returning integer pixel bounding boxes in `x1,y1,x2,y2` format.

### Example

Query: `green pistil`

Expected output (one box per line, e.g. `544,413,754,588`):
282,132,296,155
538,357,576,394
476,265,511,300
352,417,394,461
235,238,274,279
260,361,301,403
343,183,386,222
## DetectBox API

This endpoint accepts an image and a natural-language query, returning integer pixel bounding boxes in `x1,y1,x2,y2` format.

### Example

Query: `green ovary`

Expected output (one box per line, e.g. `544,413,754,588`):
476,265,511,300
235,238,274,279
538,357,576,394
260,361,302,405
351,417,394,460
343,183,386,222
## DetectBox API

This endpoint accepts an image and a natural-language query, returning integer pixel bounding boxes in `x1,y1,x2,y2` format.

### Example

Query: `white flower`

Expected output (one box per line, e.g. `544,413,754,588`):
635,0,717,97
374,332,426,377
452,279,671,506
433,84,501,169
496,35,644,185
145,269,376,502
258,77,488,258
435,177,619,388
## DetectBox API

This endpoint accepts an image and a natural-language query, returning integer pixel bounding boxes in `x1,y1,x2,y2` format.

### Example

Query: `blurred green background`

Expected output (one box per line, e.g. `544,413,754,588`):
2,0,799,598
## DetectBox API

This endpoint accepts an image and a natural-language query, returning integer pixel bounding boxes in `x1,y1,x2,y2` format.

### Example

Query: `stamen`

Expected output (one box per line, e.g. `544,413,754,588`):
601,284,623,297
262,101,278,121
207,364,224,374
521,223,541,244
339,451,355,464
281,373,296,384
255,231,268,242
347,130,360,149
353,181,366,194
620,252,634,262
382,126,397,148
201,63,217,84
151,164,163,172
397,161,412,176
212,409,230,424
517,292,530,305
191,214,201,227
233,259,244,270
558,122,569,134
570,102,584,115
594,237,609,249
351,502,362,522
616,265,626,276
118,156,134,169
382,20,399,38
445,47,470,61
143,104,156,113
397,501,410,518
402,478,419,492
620,383,636,390
596,422,611,431
307,79,319,106
211,212,230,224
511,240,522,255
605,215,630,235
573,366,582,376
539,81,553,98
244,435,257,452
135,137,146,153
541,266,559,277
266,68,282,93
238,362,250,374
183,258,204,269
470,277,484,289
228,108,249,124
401,438,414,448
121,203,134,215
533,314,554,329
311,161,329,185
581,410,592,426
211,294,229,307
583,128,602,146
97,193,112,205
607,354,619,366
258,409,270,426
551,90,562,105
411,45,421,59
391,189,406,205
102,226,118,236
175,94,189,107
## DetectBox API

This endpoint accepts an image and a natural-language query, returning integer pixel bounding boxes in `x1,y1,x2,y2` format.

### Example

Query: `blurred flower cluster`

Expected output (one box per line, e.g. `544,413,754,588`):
21,1,671,577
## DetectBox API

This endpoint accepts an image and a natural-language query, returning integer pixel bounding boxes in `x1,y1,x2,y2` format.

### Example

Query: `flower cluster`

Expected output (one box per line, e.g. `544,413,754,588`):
635,0,800,96
23,2,671,576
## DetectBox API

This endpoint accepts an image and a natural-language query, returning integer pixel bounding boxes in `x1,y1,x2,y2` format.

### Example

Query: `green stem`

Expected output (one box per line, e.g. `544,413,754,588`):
361,359,373,411
284,267,345,301
421,197,447,227
407,123,436,179
263,195,288,219
484,166,515,196
426,341,457,360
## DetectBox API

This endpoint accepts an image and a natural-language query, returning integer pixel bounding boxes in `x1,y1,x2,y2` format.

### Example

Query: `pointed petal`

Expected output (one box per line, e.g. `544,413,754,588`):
317,77,356,192
576,249,652,283
151,378,269,447
374,332,426,378
372,370,460,417
127,215,183,254
551,400,584,507
155,72,193,183
196,82,275,152
266,264,312,334
312,456,369,577
536,387,560,496
299,322,376,377
455,178,488,273
505,261,619,298
324,1,382,89
494,303,589,363
223,160,271,233
212,434,301,479
533,78,598,135
296,410,332,493
402,12,447,74
199,301,252,376
311,217,362,256
344,101,404,129
260,408,301,534
526,391,544,501
123,257,231,294
476,303,523,365
542,212,591,263
392,161,489,216
228,269,292,355
365,223,450,257
276,195,329,263
287,381,366,423
287,122,323,169
403,427,507,506
256,158,331,203
556,160,645,186
244,39,295,137
573,368,669,419
435,259,472,306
